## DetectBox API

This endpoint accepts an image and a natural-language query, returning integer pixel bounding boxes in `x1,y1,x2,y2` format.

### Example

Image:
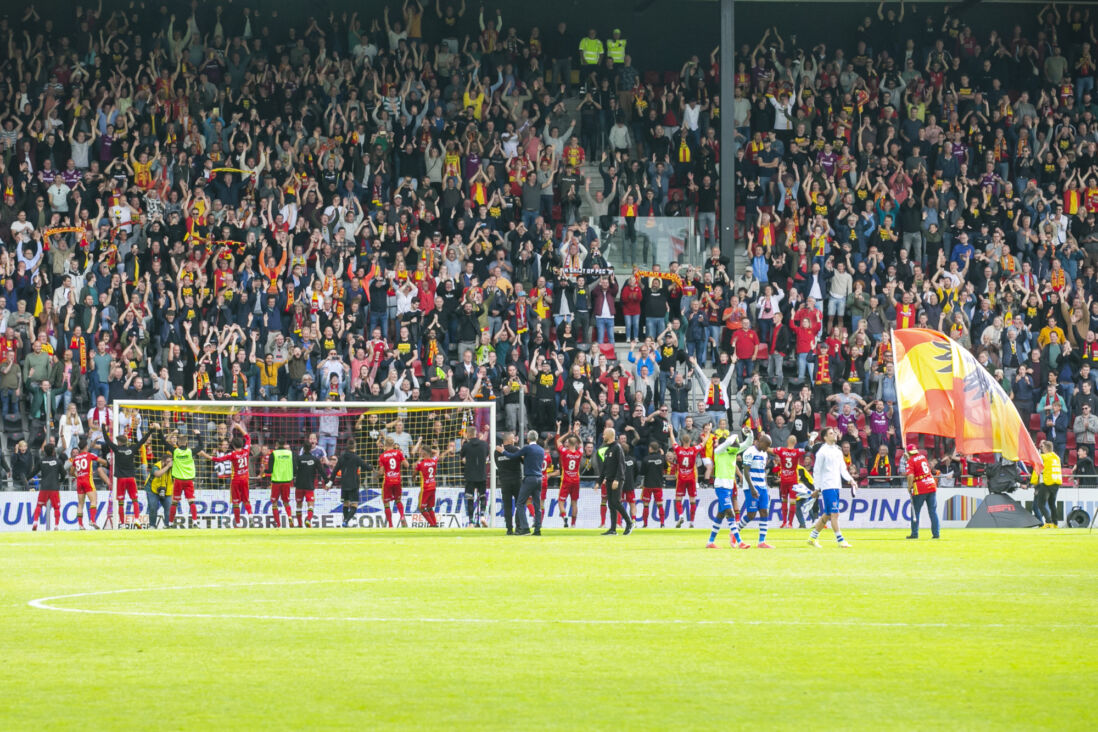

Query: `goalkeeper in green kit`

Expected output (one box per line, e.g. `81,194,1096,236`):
706,427,753,549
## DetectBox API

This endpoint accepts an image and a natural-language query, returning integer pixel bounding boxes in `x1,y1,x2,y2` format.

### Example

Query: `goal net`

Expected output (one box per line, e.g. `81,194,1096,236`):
109,400,496,529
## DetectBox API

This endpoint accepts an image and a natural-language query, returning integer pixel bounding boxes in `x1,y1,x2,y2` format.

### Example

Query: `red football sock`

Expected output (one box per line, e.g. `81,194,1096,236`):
642,503,650,527
656,503,664,524
396,501,405,523
188,502,198,521
88,504,96,523
118,503,126,523
688,500,697,522
272,505,281,527
600,504,607,525
243,500,252,514
384,504,393,527
133,501,141,520
53,507,61,526
296,508,303,528
307,508,314,524
169,504,177,522
425,509,437,527
77,514,84,527
32,504,42,524
233,505,241,524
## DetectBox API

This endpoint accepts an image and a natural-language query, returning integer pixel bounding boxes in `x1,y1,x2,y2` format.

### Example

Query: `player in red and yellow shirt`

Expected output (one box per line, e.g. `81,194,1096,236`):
773,435,806,528
671,433,704,528
70,437,107,529
206,425,251,527
905,444,940,539
414,445,441,528
378,439,407,527
555,432,583,527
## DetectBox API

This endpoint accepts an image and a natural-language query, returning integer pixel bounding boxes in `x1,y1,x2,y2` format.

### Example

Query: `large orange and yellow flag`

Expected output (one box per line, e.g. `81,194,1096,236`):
891,328,1041,468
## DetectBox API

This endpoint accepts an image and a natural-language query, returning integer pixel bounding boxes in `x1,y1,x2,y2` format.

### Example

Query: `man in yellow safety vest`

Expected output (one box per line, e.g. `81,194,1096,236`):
607,29,626,66
579,28,604,70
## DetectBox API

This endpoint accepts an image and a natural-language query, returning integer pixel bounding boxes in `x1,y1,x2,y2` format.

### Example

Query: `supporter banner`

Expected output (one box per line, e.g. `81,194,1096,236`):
5,487,1098,531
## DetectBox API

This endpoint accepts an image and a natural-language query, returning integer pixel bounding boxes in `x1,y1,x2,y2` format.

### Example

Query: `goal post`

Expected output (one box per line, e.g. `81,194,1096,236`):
109,399,497,528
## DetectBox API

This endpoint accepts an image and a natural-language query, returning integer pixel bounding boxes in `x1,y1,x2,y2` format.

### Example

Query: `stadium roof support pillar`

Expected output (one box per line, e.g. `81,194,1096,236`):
719,0,736,274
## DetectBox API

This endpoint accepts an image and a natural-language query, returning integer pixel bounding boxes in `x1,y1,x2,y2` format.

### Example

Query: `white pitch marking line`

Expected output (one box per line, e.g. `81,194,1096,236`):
26,579,1098,629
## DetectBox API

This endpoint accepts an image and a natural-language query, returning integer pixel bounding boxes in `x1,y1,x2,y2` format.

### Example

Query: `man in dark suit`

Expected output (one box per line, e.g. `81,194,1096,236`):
494,432,523,534
497,430,546,535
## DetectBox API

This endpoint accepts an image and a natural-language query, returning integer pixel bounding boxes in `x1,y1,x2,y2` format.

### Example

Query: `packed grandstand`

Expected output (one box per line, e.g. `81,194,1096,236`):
1,0,1097,513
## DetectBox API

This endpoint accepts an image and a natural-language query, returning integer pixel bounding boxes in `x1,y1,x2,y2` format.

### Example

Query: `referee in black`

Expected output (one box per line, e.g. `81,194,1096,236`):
496,430,545,536
495,432,523,534
599,427,634,535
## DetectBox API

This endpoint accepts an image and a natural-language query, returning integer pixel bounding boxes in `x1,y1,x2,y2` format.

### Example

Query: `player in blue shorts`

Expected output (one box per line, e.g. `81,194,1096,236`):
737,432,774,548
808,427,855,548
707,427,752,548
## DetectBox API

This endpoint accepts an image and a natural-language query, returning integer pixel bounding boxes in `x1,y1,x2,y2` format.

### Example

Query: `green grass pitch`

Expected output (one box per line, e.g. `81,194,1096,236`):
2,527,1097,730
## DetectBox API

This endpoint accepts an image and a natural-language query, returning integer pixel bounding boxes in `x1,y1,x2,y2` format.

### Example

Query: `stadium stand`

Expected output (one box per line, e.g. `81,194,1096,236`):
1,0,1097,503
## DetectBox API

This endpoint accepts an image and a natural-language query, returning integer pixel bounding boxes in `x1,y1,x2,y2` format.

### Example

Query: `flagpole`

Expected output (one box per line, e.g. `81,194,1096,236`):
890,329,906,449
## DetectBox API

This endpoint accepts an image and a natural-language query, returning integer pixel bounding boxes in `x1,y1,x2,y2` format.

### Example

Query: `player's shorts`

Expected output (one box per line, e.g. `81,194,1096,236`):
778,481,797,502
419,488,436,510
382,481,402,502
714,478,737,496
466,480,486,495
230,476,250,503
294,488,315,502
715,487,737,513
37,489,60,508
76,476,94,494
558,480,580,502
641,487,664,502
821,488,841,515
341,486,360,503
675,480,698,499
270,482,292,503
172,479,195,500
623,487,636,502
116,477,138,500
741,487,770,514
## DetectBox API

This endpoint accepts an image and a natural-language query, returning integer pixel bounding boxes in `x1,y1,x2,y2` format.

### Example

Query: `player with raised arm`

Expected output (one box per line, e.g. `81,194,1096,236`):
164,427,202,524
103,422,156,527
555,428,583,527
413,441,449,527
773,434,807,528
294,438,329,528
268,442,296,528
640,442,667,528
707,427,752,549
808,427,855,548
70,437,107,529
379,437,407,527
30,443,66,531
737,432,774,548
671,432,704,528
201,423,251,527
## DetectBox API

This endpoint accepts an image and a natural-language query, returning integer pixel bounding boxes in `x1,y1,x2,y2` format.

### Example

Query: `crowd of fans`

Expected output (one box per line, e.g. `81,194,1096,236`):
726,1,1098,483
0,0,733,491
6,0,1098,493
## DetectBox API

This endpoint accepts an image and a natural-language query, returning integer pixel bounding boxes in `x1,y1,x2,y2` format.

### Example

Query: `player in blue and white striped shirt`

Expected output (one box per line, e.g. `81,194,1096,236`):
737,433,774,548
